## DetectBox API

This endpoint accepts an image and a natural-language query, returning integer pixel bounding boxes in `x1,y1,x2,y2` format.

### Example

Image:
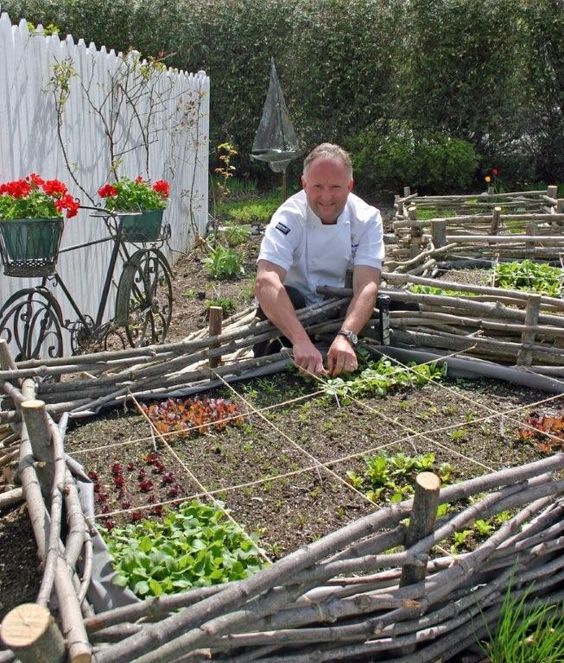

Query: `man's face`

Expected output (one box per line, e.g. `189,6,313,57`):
301,157,353,224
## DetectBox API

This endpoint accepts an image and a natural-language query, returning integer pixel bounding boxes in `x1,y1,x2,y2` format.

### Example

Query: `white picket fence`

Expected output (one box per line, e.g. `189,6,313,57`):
0,12,209,352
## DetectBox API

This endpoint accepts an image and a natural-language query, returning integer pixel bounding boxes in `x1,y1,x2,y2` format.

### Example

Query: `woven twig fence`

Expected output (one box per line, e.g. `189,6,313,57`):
394,185,561,220
318,280,564,375
0,377,562,663
0,298,349,423
389,209,564,275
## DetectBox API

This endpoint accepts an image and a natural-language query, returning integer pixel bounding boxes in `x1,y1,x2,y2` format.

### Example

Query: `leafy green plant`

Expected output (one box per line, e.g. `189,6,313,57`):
481,584,564,663
409,284,480,297
0,173,79,220
205,297,236,317
101,500,267,597
220,223,251,247
494,260,562,297
323,358,446,402
348,451,453,504
98,177,169,211
204,244,245,279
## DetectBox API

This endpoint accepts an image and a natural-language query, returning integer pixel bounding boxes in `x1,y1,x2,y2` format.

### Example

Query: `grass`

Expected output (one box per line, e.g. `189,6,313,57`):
481,584,564,663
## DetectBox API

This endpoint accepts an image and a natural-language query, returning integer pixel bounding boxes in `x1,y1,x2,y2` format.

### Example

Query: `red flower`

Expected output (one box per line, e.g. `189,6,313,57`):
152,180,170,198
490,167,499,177
55,193,80,219
27,173,45,187
42,179,68,197
98,184,118,198
135,175,144,184
1,180,31,198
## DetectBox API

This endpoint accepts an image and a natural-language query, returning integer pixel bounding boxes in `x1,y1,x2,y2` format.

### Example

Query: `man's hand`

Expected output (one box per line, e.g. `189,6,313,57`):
292,338,326,376
327,334,358,377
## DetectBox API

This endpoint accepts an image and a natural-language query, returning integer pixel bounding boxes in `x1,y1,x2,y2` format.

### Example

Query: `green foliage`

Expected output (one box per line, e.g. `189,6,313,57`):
3,0,561,187
494,260,562,297
220,224,251,247
414,207,457,220
481,584,564,663
98,177,169,212
409,284,479,297
203,244,245,280
100,500,267,597
347,451,453,504
216,194,281,226
205,297,236,317
347,122,479,194
323,358,446,402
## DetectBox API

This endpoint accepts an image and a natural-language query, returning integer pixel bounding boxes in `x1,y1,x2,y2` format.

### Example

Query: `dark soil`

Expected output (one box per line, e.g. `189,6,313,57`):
1,206,562,649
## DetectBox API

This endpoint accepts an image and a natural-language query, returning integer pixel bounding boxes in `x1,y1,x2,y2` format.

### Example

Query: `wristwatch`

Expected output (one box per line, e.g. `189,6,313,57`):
337,329,358,347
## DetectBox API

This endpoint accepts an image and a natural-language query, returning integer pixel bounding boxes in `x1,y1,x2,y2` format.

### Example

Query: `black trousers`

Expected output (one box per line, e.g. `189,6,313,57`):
253,286,306,357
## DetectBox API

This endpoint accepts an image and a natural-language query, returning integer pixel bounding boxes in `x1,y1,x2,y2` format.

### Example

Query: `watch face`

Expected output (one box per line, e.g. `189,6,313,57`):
340,330,357,345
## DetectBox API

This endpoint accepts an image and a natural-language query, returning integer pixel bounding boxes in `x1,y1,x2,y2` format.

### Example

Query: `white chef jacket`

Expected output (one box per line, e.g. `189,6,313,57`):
258,190,384,305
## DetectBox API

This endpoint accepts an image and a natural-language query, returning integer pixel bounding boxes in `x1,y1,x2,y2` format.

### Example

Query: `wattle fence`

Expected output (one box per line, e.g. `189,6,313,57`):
0,12,209,347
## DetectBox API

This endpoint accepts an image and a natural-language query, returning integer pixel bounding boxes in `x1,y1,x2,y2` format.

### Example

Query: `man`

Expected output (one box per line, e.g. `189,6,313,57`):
254,143,384,377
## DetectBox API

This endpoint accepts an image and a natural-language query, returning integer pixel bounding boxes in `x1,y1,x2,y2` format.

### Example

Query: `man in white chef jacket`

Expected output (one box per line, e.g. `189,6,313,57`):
255,143,384,377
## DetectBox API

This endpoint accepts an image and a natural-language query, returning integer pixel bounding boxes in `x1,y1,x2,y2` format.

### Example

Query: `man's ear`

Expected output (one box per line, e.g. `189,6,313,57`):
301,174,307,190
348,179,354,192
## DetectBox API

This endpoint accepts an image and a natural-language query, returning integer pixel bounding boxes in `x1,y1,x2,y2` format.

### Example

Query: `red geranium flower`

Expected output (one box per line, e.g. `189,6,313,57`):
96,177,170,211
98,184,118,198
152,180,170,198
0,174,79,220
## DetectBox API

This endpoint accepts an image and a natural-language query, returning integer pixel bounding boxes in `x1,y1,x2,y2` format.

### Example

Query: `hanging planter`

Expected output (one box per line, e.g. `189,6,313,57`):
119,208,164,242
0,174,79,277
0,217,65,276
98,176,170,243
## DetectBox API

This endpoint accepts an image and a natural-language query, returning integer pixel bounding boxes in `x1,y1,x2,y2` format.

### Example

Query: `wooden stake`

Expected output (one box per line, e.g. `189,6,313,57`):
400,472,441,588
208,306,224,369
398,471,441,655
0,603,65,663
20,400,53,501
490,206,501,235
517,295,541,366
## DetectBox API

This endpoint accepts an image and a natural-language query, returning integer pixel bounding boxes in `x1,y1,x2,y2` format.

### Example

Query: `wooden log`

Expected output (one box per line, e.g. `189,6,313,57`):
0,603,65,663
208,306,223,369
20,400,53,501
0,339,17,373
0,486,23,507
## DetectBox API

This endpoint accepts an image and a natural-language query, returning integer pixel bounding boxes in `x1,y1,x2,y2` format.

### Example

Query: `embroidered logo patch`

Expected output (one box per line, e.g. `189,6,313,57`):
275,222,291,235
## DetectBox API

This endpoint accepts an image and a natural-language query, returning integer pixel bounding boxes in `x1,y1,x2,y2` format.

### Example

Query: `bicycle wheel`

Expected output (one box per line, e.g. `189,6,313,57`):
0,287,64,361
115,248,173,347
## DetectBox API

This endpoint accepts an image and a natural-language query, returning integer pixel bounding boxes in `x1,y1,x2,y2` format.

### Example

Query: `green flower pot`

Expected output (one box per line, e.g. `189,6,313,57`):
0,217,64,277
120,209,164,242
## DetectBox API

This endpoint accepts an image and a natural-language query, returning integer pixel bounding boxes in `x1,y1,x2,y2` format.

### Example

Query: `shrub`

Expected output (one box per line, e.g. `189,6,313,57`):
347,122,479,195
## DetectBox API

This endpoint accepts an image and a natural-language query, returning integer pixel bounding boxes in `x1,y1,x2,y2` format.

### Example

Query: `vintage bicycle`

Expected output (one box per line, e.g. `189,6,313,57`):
0,208,173,361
